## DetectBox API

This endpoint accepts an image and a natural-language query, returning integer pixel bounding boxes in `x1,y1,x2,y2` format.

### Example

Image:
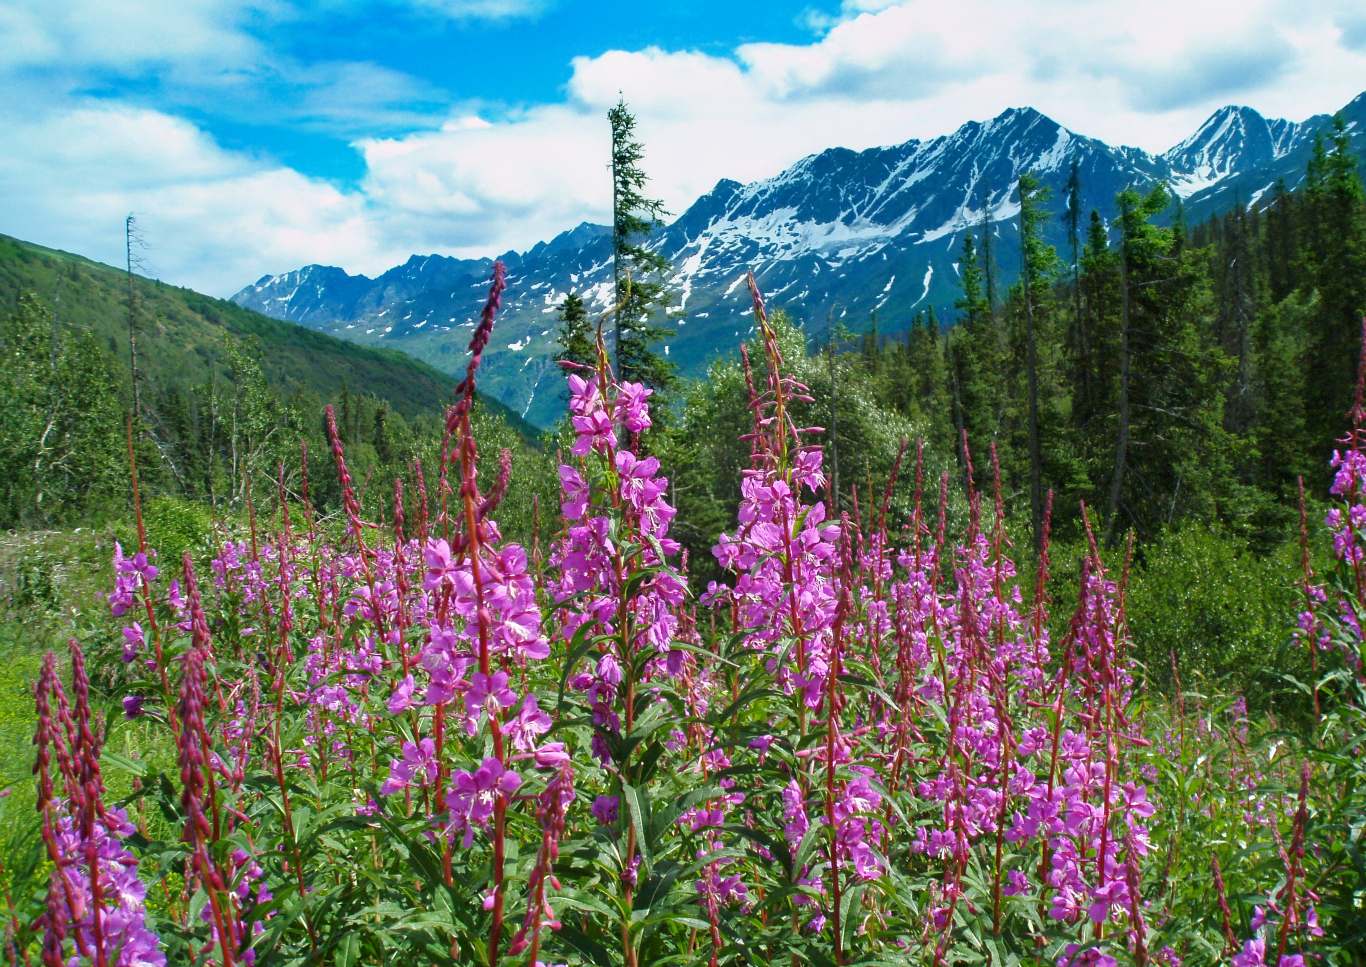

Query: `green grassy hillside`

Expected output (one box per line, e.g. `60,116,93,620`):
0,233,532,433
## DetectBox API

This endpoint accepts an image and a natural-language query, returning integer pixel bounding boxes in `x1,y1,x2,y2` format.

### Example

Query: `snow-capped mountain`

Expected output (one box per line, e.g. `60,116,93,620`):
233,91,1365,428
1161,104,1318,197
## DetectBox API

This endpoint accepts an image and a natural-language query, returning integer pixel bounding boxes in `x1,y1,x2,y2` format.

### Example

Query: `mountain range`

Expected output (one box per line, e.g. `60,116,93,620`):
234,91,1366,428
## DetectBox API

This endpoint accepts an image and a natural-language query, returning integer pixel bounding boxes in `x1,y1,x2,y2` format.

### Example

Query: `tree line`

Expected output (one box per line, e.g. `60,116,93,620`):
844,118,1365,549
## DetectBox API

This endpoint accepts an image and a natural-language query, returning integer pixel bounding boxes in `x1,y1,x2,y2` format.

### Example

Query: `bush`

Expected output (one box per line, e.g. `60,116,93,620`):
1126,525,1309,705
137,495,218,565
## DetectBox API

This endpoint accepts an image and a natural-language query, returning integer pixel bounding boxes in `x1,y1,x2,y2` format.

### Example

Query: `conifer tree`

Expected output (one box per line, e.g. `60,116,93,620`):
1303,117,1366,450
1215,204,1258,434
1264,180,1298,303
954,231,1005,476
909,307,951,453
1017,173,1058,549
1105,185,1234,541
979,204,999,312
373,403,392,466
608,98,675,395
956,234,988,327
1073,210,1121,473
862,311,880,372
555,292,595,369
1063,160,1093,417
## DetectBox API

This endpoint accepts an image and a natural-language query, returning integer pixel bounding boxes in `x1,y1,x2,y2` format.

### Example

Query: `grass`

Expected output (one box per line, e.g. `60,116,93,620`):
0,530,113,796
0,232,541,437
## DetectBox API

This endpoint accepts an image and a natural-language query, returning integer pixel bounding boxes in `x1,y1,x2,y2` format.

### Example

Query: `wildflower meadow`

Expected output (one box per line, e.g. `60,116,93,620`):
14,267,1366,966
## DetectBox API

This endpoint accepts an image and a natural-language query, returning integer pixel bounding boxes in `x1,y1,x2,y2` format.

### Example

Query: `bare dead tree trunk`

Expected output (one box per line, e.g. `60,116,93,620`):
1106,210,1133,545
125,214,142,422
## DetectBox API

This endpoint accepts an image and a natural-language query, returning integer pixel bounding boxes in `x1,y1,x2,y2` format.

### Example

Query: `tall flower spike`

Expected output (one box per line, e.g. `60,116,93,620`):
447,259,507,439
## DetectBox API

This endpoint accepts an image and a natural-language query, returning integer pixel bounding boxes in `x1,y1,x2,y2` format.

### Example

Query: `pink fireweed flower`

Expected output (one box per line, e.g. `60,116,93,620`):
121,622,145,663
465,671,518,735
559,465,590,521
591,795,619,825
387,674,417,714
615,381,653,434
532,742,570,768
507,694,553,752
567,374,616,456
1059,945,1118,967
380,739,438,796
423,539,460,592
108,541,158,616
1232,937,1266,967
447,758,522,847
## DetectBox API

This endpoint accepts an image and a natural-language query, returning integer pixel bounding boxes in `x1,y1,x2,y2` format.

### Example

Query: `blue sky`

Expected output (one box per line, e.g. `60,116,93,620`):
2,0,1365,295
124,1,833,186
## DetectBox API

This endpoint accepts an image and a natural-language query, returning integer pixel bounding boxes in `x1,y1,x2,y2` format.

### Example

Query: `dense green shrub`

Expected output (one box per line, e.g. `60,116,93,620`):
1126,525,1310,704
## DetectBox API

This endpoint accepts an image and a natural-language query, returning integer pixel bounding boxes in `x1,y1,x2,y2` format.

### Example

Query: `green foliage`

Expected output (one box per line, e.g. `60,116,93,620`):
1125,526,1309,704
555,291,595,370
0,234,548,531
608,99,676,396
1302,117,1366,448
0,292,126,526
138,496,218,565
663,312,951,582
0,234,465,422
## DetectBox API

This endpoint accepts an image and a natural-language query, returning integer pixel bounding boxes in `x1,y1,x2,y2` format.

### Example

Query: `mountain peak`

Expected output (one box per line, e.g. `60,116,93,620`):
1163,103,1307,195
995,105,1046,122
982,105,1054,135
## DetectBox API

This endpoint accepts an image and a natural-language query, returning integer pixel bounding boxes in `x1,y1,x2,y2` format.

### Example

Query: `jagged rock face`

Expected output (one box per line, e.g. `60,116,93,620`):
233,92,1365,428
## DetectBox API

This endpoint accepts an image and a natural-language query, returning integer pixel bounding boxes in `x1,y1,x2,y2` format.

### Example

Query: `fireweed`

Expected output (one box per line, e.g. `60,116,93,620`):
17,272,1363,965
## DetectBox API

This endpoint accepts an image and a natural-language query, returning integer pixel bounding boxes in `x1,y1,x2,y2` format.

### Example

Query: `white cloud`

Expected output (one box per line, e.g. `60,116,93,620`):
0,103,404,294
1,0,1365,296
0,0,271,73
398,0,550,20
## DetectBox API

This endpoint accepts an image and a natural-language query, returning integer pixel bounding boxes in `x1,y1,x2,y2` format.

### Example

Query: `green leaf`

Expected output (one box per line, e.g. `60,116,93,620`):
622,781,653,871
102,750,148,778
554,922,615,964
334,931,360,967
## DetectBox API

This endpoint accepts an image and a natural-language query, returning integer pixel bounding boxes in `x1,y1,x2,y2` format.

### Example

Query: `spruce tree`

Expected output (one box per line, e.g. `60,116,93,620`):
979,204,999,312
1264,180,1297,303
1074,210,1121,475
1215,204,1258,434
956,234,988,327
555,292,595,369
1303,117,1366,451
1017,173,1058,550
1105,186,1234,541
909,307,951,453
608,98,675,395
373,403,393,466
1064,160,1092,416
954,230,1005,477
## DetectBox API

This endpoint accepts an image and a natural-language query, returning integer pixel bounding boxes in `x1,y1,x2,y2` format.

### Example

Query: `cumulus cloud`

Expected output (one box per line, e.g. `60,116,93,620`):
0,103,405,294
1,0,1365,295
